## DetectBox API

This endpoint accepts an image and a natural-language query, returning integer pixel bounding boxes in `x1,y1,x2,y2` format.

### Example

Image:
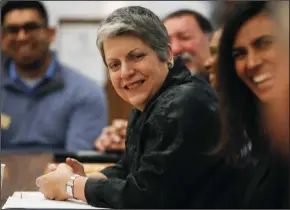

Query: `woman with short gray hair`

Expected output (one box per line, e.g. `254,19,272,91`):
97,6,170,64
36,6,222,208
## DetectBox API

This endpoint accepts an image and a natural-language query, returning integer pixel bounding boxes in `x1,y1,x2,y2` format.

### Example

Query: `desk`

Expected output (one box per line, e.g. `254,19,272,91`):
83,163,115,173
2,192,101,209
0,153,53,208
0,198,6,209
0,152,118,208
44,163,115,174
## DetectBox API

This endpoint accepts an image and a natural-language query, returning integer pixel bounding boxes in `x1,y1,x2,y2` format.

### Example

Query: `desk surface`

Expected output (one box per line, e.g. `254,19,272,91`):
2,192,101,209
83,163,115,173
0,152,118,206
53,151,123,163
44,163,115,174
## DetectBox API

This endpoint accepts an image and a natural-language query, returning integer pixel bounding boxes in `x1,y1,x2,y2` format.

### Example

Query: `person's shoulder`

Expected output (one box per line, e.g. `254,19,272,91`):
159,74,218,113
58,64,106,103
186,73,218,100
59,64,104,91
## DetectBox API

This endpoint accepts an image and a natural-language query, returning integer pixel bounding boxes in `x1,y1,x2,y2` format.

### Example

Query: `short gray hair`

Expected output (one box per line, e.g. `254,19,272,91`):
97,6,170,65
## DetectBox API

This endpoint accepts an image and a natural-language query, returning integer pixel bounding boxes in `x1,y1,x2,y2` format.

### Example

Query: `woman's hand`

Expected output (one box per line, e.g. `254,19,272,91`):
36,163,74,201
47,158,86,176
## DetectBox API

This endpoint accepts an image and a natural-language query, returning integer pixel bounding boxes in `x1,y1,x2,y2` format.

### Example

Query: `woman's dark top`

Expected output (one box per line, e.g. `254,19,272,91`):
84,57,226,208
243,150,289,209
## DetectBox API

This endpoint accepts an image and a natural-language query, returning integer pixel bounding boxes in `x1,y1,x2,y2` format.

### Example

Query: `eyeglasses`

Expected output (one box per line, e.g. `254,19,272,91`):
2,22,46,35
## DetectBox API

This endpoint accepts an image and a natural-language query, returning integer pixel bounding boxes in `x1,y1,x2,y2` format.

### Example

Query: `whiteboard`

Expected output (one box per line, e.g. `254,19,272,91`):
56,20,107,87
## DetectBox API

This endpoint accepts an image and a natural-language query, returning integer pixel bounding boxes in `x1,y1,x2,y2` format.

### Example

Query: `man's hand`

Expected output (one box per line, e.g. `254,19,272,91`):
95,119,127,152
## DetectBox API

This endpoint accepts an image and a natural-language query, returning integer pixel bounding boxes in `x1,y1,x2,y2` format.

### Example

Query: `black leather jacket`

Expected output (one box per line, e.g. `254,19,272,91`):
85,57,227,208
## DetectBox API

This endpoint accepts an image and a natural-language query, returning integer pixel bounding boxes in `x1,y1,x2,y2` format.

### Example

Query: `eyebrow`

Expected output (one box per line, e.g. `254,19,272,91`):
127,48,140,55
4,21,44,26
169,29,191,36
106,48,140,63
233,34,274,49
251,34,274,45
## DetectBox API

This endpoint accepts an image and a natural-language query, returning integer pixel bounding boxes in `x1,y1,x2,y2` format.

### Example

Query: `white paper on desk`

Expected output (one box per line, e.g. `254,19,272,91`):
2,192,102,209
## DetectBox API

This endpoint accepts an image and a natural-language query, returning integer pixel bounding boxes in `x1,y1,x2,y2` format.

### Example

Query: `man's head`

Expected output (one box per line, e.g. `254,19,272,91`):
163,9,213,73
1,1,55,70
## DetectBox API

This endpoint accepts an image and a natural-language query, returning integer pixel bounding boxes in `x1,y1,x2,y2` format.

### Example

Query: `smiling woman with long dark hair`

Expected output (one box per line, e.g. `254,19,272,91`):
216,1,289,208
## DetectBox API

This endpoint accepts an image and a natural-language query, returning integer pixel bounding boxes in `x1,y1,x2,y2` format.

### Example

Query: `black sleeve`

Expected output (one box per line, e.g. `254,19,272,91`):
85,87,221,208
100,156,128,179
100,110,136,179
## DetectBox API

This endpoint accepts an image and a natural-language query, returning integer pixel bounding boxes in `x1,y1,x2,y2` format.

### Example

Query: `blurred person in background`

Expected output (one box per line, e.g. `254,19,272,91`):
95,8,214,152
95,119,127,152
216,1,289,208
203,28,223,89
0,1,108,152
163,9,213,75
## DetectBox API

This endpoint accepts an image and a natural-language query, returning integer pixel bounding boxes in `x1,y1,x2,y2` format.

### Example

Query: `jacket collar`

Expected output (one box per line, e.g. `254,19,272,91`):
143,56,191,112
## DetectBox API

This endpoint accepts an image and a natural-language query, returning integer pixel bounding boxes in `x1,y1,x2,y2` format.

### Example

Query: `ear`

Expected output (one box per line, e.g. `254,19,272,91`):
47,27,56,44
207,33,213,42
1,36,5,51
107,69,111,81
1,34,8,54
167,43,174,63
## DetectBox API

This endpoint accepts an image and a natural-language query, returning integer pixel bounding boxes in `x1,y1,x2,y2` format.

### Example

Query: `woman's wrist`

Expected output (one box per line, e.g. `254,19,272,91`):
73,176,89,202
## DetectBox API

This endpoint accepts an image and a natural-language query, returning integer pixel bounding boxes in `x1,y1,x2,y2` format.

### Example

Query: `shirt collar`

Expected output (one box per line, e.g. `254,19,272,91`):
9,53,56,81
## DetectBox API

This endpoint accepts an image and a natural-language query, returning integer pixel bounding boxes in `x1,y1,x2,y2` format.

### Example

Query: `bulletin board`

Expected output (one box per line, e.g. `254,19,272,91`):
56,18,132,124
56,18,107,87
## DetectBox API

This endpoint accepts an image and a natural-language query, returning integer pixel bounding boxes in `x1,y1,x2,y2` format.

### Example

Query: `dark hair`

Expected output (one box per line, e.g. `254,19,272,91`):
163,9,213,35
1,0,49,26
215,2,269,162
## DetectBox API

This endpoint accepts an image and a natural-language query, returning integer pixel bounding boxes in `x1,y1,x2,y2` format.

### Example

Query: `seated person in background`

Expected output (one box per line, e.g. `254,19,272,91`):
216,2,288,208
163,9,213,77
203,28,223,89
95,119,127,152
0,1,107,152
94,8,214,151
36,6,225,208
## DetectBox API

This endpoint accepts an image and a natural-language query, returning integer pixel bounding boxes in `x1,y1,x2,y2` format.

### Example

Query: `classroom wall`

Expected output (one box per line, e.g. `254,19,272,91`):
42,1,214,87
44,1,213,27
44,1,214,48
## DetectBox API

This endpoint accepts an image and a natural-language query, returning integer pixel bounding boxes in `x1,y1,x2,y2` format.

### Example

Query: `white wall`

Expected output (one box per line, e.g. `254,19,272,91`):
44,1,213,27
45,1,213,49
43,1,213,86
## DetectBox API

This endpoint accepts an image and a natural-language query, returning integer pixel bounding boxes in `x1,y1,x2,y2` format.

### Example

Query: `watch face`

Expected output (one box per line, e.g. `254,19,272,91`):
66,184,73,197
66,174,80,198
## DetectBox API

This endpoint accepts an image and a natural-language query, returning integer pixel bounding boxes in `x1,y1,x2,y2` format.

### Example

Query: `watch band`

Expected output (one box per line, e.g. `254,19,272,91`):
66,174,80,198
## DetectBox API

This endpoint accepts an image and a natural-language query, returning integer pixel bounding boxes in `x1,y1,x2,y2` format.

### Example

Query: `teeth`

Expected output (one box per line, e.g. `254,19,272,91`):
253,73,272,84
19,45,32,53
127,81,143,89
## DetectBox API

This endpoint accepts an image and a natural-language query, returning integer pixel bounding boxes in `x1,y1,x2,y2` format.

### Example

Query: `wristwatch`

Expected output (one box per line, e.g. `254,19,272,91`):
66,174,80,198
